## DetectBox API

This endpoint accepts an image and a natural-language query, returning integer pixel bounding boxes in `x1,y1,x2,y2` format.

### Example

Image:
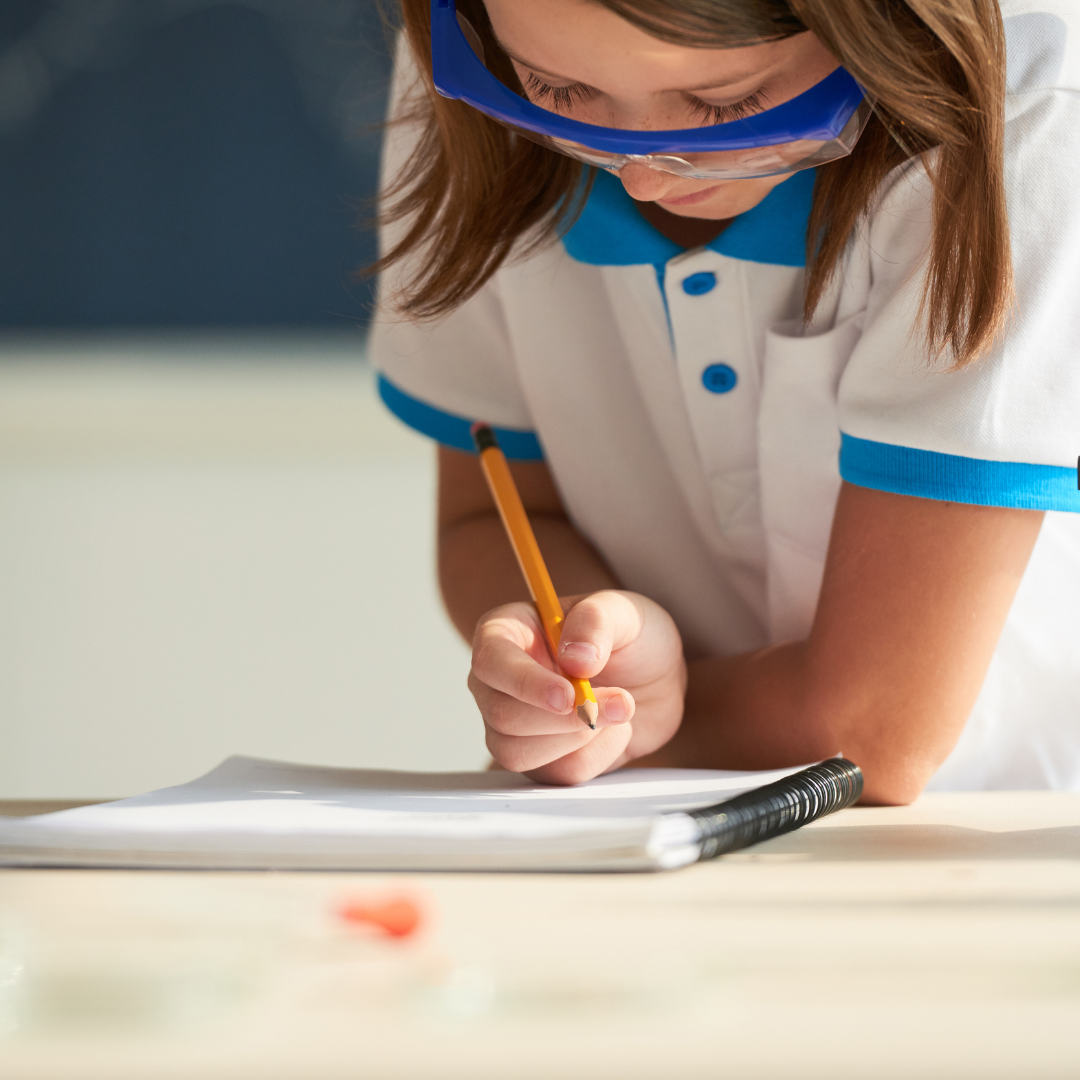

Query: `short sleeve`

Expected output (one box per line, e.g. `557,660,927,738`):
836,58,1080,512
367,36,542,460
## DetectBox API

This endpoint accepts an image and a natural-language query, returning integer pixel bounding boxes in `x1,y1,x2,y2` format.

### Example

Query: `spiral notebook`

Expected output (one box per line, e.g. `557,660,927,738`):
0,755,857,872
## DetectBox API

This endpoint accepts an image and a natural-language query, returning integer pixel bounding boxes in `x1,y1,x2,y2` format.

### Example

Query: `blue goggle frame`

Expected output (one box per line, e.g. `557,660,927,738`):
431,0,866,155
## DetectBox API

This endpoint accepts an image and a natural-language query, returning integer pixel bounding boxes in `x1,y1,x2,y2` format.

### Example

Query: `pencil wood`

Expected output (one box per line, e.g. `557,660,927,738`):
471,423,598,729
577,700,599,727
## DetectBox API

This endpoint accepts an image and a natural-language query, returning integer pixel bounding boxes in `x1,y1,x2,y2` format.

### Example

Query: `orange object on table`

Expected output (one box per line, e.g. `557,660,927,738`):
337,895,423,938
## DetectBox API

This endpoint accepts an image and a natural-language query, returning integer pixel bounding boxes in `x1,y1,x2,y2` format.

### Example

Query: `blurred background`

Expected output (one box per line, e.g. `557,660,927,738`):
0,0,486,798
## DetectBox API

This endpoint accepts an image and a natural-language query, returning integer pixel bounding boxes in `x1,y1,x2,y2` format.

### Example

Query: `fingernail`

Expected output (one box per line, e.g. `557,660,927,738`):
559,641,598,663
603,696,628,724
547,685,572,712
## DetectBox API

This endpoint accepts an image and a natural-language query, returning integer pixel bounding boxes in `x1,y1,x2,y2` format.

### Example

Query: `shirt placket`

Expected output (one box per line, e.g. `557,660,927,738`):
663,249,764,556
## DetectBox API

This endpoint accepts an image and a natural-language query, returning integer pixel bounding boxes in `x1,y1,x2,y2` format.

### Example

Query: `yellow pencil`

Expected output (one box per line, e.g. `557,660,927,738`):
471,423,599,729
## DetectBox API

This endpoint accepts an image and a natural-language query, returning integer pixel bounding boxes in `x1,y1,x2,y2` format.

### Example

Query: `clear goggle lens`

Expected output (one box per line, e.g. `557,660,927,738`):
506,100,873,180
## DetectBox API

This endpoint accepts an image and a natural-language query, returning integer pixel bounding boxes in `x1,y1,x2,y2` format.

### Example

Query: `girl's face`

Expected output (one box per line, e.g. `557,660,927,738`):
484,0,838,219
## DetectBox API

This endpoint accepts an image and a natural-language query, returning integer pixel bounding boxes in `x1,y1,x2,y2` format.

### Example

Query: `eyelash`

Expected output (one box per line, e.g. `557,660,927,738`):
687,89,770,125
523,72,769,125
523,72,597,111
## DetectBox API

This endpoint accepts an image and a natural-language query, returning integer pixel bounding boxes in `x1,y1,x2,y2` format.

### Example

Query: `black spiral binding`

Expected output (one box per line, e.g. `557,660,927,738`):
686,758,863,860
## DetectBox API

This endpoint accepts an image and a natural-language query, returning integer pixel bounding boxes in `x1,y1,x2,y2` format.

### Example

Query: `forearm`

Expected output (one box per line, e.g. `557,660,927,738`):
653,643,936,803
678,645,825,769
437,444,620,640
439,513,618,641
639,486,1044,804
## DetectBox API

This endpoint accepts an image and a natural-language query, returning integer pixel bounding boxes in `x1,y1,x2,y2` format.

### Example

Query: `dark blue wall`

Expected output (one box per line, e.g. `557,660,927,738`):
0,1,391,328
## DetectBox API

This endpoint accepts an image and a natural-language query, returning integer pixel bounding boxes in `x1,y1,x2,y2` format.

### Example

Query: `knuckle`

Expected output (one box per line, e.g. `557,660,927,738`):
567,596,602,625
485,694,519,734
542,762,587,786
485,731,527,773
472,639,499,674
514,668,534,707
467,670,490,704
470,612,495,651
537,753,595,786
559,760,596,786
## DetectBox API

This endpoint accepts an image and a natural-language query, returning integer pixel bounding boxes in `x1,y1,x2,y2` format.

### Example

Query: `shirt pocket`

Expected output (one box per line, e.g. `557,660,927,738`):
758,316,862,643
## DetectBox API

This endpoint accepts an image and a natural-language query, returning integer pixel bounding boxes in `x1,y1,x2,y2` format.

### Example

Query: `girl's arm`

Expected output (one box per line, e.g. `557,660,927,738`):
437,446,618,638
444,449,1043,803
647,482,1044,803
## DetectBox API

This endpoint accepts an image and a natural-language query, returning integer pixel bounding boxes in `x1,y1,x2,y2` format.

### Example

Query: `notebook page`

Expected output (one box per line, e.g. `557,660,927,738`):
6,755,805,820
0,756,808,871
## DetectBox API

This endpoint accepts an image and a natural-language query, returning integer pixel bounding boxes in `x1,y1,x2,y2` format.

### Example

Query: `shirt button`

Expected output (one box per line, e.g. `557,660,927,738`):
681,271,717,296
701,363,738,394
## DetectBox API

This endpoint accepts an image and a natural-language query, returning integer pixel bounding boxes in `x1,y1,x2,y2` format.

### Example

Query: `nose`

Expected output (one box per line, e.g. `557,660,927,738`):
617,162,679,203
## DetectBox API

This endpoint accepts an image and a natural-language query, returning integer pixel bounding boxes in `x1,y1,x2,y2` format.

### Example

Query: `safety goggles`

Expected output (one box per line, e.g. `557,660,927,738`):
431,0,872,180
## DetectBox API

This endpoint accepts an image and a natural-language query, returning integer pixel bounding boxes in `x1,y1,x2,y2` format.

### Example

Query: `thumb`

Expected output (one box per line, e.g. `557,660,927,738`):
556,591,646,679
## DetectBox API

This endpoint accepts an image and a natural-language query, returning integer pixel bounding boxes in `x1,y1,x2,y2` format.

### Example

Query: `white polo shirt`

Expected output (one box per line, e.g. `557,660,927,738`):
371,0,1080,791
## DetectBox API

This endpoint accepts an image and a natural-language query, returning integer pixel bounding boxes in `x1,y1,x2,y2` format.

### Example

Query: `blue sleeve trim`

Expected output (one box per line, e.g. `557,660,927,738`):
840,433,1080,512
377,375,544,461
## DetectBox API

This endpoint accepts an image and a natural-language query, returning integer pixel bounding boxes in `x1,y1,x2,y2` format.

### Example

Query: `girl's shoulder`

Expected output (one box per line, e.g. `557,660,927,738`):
1000,0,1080,95
864,0,1080,236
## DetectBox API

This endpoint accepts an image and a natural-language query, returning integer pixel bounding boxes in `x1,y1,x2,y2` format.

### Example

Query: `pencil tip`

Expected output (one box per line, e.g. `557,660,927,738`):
577,701,598,729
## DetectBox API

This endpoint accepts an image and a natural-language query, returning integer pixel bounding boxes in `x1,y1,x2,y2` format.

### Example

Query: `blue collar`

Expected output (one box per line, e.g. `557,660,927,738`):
562,168,815,270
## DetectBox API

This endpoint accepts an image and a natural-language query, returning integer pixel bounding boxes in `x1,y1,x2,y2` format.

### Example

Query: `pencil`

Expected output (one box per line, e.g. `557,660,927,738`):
470,423,599,729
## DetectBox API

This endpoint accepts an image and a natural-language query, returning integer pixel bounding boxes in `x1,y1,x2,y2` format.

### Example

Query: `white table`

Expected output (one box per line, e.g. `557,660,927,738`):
1,793,1079,1079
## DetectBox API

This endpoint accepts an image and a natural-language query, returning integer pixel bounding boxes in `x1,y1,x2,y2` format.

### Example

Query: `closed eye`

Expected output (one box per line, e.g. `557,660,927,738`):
524,72,771,127
687,89,771,125
523,72,597,111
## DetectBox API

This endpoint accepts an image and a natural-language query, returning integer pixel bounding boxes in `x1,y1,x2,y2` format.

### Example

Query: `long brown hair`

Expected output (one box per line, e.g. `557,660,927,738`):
375,0,1011,366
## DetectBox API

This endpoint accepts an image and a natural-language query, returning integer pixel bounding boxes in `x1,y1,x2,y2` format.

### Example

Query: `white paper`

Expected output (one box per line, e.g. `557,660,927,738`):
0,756,807,872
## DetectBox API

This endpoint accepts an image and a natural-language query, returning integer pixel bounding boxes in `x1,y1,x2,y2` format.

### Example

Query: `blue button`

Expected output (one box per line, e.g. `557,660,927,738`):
701,363,738,394
681,271,717,296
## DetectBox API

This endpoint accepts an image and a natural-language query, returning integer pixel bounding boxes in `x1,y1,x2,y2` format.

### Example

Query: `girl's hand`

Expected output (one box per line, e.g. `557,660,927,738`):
468,591,687,784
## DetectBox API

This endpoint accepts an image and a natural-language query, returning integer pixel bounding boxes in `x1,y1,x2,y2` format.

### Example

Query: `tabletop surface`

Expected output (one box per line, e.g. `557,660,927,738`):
1,792,1079,1080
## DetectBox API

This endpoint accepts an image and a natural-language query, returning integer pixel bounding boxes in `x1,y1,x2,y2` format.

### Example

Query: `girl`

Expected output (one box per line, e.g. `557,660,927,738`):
371,0,1080,801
